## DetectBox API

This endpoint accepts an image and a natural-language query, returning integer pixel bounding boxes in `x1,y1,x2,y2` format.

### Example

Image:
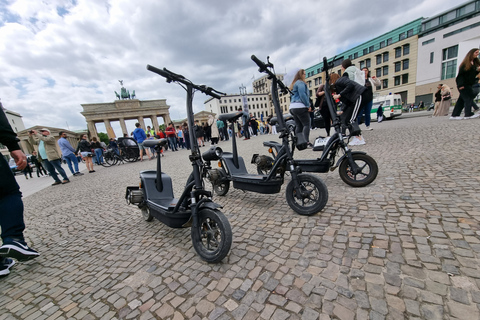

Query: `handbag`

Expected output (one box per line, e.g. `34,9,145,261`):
472,83,480,96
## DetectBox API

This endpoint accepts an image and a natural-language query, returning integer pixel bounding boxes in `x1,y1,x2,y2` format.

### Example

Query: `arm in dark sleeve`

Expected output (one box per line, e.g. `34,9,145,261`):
338,77,355,100
0,107,21,152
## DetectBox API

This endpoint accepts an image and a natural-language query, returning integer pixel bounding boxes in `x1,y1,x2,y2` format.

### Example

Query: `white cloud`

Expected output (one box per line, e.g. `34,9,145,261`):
0,0,464,131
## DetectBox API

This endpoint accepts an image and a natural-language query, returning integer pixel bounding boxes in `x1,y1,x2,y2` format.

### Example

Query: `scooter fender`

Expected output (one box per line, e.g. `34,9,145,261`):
186,200,223,229
335,151,367,168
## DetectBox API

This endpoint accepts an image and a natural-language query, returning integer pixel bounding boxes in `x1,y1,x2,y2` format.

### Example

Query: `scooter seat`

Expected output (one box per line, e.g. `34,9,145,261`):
143,139,168,148
218,112,243,123
263,141,282,152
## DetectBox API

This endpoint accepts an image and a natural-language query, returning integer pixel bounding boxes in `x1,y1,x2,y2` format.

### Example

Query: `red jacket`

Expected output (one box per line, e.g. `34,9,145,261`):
165,126,176,138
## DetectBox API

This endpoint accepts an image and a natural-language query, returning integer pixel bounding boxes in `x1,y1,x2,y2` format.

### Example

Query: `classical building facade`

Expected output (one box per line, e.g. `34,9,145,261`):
80,99,171,138
205,93,271,120
416,0,480,103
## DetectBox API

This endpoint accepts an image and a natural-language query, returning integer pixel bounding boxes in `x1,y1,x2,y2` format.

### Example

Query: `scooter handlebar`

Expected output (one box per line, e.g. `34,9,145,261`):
147,64,225,99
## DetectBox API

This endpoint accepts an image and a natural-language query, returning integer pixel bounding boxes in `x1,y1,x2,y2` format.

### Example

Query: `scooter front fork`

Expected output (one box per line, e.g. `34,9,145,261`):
345,149,360,174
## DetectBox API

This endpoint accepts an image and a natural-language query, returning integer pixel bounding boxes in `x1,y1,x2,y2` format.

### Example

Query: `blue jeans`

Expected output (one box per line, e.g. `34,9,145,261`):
94,148,103,164
0,156,26,242
43,159,69,182
167,137,178,150
290,107,311,143
357,100,373,127
64,153,79,174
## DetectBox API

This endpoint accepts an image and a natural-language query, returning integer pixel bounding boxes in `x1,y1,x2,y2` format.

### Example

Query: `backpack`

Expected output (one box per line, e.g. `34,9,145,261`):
353,68,365,86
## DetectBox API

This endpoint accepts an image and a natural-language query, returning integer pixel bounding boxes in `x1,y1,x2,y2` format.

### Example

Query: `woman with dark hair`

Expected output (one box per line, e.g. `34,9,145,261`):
76,134,94,173
358,67,380,130
288,69,312,147
315,72,339,138
450,48,480,120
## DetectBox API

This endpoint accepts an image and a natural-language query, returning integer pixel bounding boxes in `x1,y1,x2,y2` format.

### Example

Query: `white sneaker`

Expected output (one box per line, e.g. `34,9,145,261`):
364,126,373,131
449,116,464,120
356,138,366,145
348,137,359,146
466,114,480,119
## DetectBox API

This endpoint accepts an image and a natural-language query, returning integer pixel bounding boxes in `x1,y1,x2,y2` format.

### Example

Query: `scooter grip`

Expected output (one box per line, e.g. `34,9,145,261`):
146,65,170,79
251,55,267,71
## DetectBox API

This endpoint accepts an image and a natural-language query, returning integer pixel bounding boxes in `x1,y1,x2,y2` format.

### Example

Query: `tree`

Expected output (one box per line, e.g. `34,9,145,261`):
98,132,109,145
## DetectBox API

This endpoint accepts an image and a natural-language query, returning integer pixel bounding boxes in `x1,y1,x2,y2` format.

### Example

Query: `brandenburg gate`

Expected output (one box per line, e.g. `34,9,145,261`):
80,99,172,139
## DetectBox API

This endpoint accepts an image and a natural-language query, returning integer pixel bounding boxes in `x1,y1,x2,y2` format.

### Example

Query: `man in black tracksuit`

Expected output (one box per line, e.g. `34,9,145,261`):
0,104,40,276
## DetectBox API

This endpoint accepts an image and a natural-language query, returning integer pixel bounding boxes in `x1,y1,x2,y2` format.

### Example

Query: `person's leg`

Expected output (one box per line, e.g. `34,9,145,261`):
451,94,465,117
50,159,69,181
320,107,331,136
64,154,75,174
460,87,476,117
291,108,311,142
86,157,94,171
364,100,373,128
43,159,61,183
35,164,41,177
40,163,47,175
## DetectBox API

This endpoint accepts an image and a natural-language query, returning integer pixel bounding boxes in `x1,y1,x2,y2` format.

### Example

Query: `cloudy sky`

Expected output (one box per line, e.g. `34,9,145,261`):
0,0,462,136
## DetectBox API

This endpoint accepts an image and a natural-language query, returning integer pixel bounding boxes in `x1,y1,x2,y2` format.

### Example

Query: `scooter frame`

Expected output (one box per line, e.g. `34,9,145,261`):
126,66,232,263
256,57,378,187
204,55,328,216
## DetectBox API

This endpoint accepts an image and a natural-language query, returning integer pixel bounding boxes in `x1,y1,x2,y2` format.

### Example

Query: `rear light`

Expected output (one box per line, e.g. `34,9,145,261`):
391,107,394,113
218,161,222,167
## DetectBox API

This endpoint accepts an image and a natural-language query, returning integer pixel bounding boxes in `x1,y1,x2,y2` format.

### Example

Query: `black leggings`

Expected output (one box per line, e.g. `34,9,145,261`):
319,105,332,136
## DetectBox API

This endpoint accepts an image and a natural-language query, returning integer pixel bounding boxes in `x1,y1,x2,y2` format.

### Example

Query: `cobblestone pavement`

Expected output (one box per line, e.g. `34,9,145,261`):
2,114,480,320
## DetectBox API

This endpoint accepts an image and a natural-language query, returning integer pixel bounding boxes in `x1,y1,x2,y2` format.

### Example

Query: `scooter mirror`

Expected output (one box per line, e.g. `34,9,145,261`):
202,146,223,161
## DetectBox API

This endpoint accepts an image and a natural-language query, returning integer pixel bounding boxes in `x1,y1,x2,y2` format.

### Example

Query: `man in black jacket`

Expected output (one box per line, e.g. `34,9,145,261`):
0,104,39,277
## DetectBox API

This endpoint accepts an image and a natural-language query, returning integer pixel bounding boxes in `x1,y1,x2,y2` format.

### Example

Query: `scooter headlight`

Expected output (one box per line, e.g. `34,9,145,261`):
202,146,223,161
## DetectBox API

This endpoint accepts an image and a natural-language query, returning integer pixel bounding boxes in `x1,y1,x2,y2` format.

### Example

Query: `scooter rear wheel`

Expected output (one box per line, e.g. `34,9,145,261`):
338,153,378,187
141,206,154,222
286,174,328,216
191,208,232,263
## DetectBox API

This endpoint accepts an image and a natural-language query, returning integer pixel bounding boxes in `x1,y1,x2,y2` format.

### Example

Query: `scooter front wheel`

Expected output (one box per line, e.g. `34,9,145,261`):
286,174,328,216
191,208,232,263
339,153,378,187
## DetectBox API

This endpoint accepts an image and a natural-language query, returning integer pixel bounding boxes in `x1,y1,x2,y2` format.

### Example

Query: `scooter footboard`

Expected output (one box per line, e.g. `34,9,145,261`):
294,159,330,173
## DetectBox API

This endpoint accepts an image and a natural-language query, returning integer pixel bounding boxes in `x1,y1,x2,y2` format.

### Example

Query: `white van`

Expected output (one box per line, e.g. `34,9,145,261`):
371,94,403,121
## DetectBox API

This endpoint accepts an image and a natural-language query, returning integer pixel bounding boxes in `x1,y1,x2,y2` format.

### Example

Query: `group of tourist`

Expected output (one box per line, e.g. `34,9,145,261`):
287,48,480,147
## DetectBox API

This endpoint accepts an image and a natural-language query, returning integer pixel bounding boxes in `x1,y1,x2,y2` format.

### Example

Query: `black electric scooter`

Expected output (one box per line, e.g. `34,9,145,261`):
202,55,328,216
126,66,232,263
254,57,378,188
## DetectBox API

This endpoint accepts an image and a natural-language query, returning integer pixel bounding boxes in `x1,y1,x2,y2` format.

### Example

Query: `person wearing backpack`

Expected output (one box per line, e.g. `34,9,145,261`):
339,59,368,145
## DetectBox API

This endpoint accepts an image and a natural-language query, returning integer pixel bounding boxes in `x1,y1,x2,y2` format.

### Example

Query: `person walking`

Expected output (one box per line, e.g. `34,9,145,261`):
450,48,480,120
28,129,70,185
58,131,83,176
132,122,152,160
0,106,40,277
21,160,33,180
208,115,219,145
165,122,179,151
30,151,47,177
90,137,103,165
183,122,191,150
194,120,205,146
76,134,95,173
432,84,443,116
288,69,312,148
434,84,452,117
